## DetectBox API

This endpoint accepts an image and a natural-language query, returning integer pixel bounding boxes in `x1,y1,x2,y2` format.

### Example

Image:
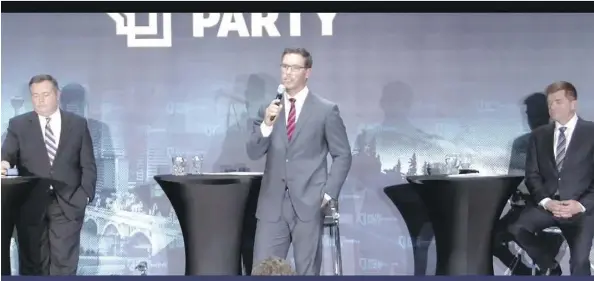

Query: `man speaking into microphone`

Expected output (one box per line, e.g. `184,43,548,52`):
246,48,352,275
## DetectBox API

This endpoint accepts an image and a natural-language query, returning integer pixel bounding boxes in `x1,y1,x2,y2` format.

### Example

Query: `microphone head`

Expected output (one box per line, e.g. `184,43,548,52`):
277,84,286,94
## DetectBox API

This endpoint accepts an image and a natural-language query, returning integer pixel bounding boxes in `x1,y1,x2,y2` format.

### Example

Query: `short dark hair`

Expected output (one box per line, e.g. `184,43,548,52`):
545,81,577,100
29,74,60,90
251,257,295,276
281,48,313,68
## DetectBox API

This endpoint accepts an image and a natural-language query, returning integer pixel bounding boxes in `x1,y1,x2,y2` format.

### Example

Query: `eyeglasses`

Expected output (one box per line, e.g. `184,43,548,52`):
280,64,307,72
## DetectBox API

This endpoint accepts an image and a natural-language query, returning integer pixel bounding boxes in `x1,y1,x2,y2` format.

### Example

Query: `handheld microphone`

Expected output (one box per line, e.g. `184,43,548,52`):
270,84,285,121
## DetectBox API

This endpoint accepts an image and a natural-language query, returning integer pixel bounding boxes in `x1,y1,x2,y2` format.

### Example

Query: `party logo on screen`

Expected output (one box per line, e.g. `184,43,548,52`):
107,13,173,48
107,13,337,48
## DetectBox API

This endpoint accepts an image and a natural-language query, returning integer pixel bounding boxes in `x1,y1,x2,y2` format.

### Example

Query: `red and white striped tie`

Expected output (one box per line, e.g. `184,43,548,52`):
286,98,296,141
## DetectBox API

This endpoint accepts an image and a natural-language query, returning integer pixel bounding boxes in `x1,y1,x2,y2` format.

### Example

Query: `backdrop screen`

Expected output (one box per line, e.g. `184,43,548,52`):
2,13,593,275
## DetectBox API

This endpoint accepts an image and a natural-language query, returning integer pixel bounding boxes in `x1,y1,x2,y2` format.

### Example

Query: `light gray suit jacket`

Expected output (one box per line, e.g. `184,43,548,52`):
246,91,352,222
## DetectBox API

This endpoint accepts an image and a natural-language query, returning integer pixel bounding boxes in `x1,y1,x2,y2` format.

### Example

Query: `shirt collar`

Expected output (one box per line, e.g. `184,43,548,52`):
555,113,578,132
38,109,61,121
285,86,309,102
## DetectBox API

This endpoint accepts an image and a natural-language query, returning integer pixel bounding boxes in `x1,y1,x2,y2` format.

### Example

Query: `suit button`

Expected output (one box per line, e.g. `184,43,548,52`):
558,178,561,181
286,159,289,163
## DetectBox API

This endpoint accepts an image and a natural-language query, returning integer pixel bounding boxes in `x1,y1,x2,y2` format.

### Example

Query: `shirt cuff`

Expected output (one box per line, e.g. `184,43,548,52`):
260,122,273,137
324,193,332,201
539,198,551,209
577,201,586,212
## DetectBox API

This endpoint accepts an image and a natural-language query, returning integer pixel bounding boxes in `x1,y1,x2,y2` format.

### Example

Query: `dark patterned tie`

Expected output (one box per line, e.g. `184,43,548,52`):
555,127,567,171
286,98,296,141
45,117,57,166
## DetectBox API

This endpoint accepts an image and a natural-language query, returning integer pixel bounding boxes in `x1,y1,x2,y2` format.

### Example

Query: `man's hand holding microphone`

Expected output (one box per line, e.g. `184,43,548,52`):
263,84,286,126
264,99,283,126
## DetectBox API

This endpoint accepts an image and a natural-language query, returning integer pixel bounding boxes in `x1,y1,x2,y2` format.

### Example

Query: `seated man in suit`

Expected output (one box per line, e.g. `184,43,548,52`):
493,93,565,275
508,81,594,276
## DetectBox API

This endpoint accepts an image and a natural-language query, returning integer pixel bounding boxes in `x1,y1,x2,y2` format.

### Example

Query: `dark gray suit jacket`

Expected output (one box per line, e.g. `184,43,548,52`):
246,92,352,222
525,117,594,213
1,110,97,220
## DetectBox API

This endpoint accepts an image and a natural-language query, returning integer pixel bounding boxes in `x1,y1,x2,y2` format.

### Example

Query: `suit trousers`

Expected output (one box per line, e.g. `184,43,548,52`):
16,190,85,275
508,205,594,275
253,189,324,275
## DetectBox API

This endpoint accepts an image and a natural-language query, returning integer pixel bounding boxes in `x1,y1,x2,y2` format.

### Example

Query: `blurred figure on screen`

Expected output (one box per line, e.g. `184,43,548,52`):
508,81,594,276
246,48,352,275
1,74,97,275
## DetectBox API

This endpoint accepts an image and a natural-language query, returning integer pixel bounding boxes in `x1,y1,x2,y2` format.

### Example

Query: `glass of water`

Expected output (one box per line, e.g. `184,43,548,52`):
172,155,187,176
190,154,205,174
235,163,249,172
425,163,432,175
459,154,472,169
445,154,460,175
220,165,235,172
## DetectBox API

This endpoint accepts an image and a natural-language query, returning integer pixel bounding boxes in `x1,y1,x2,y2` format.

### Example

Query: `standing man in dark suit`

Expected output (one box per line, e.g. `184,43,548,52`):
508,81,594,276
1,74,97,275
246,48,352,275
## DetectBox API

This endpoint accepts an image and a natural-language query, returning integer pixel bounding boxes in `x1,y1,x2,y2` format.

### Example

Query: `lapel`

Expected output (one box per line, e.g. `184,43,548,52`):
276,101,289,148
562,118,586,170
55,109,73,160
542,124,557,172
289,91,315,146
28,112,52,165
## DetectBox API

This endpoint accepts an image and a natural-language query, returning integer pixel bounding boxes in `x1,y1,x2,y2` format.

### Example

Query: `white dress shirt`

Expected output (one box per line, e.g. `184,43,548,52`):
259,86,332,202
539,113,585,212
